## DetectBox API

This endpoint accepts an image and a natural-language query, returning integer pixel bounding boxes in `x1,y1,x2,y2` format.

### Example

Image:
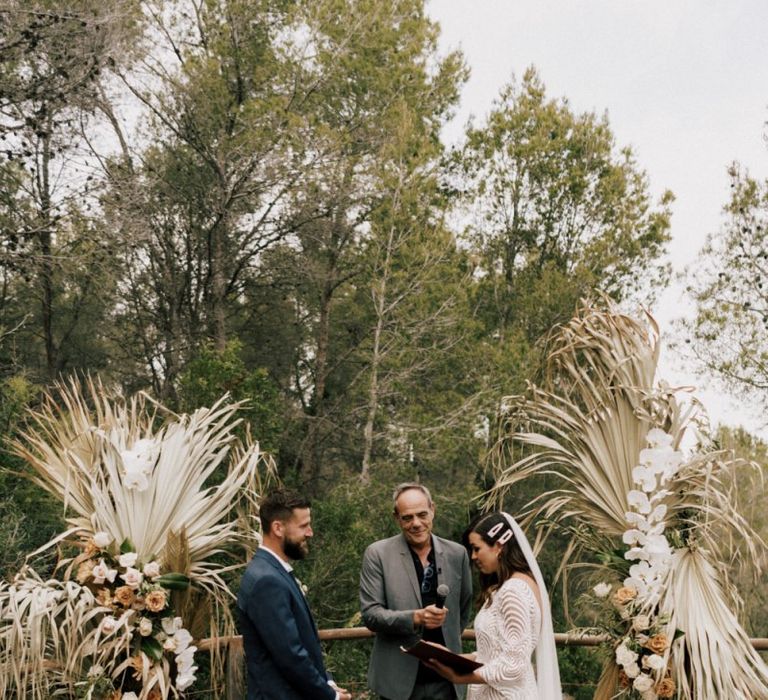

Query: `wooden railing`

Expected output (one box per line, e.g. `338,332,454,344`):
198,628,768,650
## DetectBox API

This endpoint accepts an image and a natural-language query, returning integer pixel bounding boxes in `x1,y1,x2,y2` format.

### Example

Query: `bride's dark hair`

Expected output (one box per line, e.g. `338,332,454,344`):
463,511,531,607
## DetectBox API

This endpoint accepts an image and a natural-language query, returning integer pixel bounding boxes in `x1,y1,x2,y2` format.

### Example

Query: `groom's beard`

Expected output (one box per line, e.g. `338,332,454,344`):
283,535,309,561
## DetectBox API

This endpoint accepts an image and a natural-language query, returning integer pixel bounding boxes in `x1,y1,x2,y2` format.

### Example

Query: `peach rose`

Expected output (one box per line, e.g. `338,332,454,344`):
96,588,112,607
612,586,638,606
145,589,167,613
645,633,670,655
114,585,135,607
618,670,631,688
76,560,96,584
147,690,163,700
655,677,676,698
130,653,146,681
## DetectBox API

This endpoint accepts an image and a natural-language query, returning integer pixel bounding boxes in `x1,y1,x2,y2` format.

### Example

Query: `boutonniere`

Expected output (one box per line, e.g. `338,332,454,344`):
293,574,308,595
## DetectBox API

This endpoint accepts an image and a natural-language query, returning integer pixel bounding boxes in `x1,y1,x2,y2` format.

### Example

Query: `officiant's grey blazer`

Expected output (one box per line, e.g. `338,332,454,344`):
360,533,473,699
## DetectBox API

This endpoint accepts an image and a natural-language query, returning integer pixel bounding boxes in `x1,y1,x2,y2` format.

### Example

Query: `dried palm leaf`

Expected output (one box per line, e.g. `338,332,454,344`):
486,302,768,697
1,378,276,698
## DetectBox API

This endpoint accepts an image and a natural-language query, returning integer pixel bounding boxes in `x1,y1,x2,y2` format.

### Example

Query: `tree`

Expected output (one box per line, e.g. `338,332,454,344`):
97,0,309,396
454,67,673,346
714,425,768,639
680,163,768,410
233,0,468,489
0,0,142,378
354,105,481,483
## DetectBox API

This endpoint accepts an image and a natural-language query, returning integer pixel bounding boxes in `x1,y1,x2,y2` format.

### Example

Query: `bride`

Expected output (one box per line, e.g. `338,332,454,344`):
425,512,562,699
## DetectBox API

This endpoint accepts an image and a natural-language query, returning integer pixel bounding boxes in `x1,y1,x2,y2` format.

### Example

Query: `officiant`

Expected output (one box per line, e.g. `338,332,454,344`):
359,483,473,700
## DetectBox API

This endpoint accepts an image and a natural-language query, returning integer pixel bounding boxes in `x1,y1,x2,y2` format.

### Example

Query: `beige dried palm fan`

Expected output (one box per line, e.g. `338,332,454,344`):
0,378,274,699
487,303,768,699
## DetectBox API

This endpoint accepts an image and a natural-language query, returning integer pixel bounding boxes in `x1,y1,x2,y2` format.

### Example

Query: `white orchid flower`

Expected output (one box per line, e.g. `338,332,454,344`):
646,428,673,448
632,465,658,492
628,490,652,514
623,529,647,546
625,511,650,530
624,546,649,561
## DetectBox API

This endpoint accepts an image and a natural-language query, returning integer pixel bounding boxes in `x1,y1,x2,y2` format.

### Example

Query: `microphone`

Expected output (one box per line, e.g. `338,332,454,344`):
436,583,450,609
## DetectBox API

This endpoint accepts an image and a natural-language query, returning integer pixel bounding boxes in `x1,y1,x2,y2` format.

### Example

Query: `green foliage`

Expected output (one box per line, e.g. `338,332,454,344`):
714,425,768,638
0,375,63,579
679,163,768,411
177,341,284,452
0,1,680,693
455,67,673,343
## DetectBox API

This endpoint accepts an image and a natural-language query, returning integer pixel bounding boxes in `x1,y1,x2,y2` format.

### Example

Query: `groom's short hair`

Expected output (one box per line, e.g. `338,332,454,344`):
259,489,311,533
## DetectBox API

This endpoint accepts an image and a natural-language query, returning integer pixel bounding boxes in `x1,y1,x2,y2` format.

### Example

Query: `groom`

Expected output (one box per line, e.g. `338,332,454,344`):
237,489,351,699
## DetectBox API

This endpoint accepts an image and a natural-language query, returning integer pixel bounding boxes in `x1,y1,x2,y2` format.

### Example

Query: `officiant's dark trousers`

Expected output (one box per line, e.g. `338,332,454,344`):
380,679,456,700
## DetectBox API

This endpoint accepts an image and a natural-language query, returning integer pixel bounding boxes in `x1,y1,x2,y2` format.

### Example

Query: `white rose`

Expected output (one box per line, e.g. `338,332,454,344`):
633,673,654,692
615,644,637,667
121,567,143,589
119,552,138,568
100,615,119,635
592,582,612,598
632,615,651,632
643,653,666,670
92,559,118,585
163,637,177,652
143,561,161,579
138,617,153,637
93,532,113,549
624,661,641,678
122,693,139,700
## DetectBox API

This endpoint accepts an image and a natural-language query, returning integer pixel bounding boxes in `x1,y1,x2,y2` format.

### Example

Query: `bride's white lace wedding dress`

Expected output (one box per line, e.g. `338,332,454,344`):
467,578,541,700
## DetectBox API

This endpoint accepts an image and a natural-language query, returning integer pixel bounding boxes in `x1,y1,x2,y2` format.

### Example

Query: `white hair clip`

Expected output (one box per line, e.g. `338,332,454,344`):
487,522,514,544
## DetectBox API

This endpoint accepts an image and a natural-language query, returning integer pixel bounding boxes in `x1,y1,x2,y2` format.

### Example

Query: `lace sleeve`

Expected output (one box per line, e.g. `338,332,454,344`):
477,580,536,689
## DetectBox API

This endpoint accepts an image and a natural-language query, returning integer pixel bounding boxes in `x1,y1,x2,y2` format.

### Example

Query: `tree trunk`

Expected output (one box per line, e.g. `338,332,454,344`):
39,129,56,377
304,279,333,490
361,217,396,483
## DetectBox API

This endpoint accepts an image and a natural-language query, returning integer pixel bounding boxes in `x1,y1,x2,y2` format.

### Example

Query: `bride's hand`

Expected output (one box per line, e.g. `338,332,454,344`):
423,659,481,685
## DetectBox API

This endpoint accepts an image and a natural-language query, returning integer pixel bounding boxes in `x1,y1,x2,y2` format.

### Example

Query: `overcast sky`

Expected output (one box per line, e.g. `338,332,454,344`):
427,0,768,436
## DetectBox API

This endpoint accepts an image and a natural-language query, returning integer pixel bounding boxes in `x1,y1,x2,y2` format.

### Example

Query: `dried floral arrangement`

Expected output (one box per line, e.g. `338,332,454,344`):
487,304,768,699
0,380,271,699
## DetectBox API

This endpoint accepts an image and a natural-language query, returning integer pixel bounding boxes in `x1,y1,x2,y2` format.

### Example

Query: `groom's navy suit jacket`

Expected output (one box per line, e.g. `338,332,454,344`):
237,548,336,700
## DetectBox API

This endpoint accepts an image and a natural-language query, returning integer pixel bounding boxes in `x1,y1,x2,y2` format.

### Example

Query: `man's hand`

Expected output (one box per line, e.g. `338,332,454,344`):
329,680,352,699
414,603,448,629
